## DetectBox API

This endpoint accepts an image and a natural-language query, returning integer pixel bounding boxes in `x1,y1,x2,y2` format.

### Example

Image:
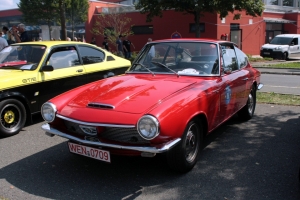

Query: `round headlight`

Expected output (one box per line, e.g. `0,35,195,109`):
137,115,160,140
41,102,57,122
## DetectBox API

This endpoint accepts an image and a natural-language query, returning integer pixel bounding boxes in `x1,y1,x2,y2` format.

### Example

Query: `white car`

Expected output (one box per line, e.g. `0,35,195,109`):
260,34,300,60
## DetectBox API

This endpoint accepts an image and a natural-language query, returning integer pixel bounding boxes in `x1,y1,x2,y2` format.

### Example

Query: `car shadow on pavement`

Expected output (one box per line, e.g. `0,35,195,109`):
0,104,300,199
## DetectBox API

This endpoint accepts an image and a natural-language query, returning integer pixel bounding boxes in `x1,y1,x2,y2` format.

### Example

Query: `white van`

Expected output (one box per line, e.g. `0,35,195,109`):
260,34,300,60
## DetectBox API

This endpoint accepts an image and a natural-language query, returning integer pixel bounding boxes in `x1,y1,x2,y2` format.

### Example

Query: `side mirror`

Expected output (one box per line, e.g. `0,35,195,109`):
290,42,294,46
41,65,54,72
222,67,232,74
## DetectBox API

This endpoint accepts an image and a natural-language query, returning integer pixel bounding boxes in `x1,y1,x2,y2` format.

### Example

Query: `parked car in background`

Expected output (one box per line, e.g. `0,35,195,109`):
0,41,131,137
260,34,300,60
41,39,263,172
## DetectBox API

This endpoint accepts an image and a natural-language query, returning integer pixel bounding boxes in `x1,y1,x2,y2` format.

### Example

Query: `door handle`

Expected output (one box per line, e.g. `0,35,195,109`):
77,69,83,73
242,78,248,81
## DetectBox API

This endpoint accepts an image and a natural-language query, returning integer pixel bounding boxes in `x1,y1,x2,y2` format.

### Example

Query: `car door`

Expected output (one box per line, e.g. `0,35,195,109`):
219,44,247,121
38,45,86,106
289,37,299,58
234,46,252,108
77,45,128,82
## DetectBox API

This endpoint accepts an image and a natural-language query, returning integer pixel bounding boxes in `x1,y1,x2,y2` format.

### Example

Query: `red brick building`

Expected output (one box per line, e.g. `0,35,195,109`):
2,0,300,55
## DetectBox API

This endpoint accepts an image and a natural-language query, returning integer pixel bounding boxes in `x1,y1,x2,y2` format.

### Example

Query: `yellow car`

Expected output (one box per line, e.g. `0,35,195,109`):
0,41,131,137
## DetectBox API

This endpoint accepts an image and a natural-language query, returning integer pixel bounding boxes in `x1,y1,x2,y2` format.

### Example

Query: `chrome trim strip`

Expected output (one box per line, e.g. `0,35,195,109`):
56,114,135,128
257,83,264,90
87,102,115,109
42,123,181,153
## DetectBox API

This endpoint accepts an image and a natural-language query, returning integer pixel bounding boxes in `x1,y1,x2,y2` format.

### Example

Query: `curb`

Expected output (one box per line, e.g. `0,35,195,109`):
259,71,300,75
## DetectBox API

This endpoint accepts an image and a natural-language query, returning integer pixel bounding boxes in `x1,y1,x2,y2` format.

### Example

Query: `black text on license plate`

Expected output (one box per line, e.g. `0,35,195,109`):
68,142,111,163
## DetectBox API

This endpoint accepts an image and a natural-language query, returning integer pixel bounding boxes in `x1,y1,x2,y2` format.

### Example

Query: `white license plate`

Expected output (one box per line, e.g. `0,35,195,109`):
264,52,270,55
68,142,111,163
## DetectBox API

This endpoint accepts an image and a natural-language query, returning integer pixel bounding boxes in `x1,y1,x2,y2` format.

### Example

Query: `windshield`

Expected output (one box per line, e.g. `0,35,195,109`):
270,37,293,45
0,45,46,70
128,42,219,76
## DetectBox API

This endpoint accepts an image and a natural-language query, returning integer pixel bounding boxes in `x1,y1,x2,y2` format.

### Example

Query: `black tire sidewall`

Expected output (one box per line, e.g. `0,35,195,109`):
167,119,203,172
0,99,26,137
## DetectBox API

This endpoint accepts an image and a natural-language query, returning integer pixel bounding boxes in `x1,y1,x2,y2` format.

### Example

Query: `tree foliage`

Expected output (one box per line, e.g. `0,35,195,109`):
18,0,89,40
65,0,89,37
135,0,264,38
18,0,58,37
91,8,133,49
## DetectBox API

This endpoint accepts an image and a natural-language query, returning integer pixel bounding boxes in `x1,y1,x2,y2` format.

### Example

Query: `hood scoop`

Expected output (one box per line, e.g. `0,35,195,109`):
87,102,115,109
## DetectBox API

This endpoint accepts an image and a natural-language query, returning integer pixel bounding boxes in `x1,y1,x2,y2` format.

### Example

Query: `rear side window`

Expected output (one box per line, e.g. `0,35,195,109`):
78,46,105,65
234,47,248,69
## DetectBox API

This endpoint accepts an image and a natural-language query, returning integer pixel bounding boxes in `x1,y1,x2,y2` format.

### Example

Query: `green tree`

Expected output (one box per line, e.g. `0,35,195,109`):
91,7,133,50
135,0,264,38
18,0,58,39
65,0,89,40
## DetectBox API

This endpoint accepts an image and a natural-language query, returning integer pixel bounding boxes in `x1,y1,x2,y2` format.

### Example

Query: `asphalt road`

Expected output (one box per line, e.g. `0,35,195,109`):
260,74,300,95
1,104,300,200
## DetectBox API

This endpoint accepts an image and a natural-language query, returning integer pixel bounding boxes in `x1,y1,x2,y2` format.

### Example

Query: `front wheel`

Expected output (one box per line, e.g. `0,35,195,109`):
166,119,203,173
282,52,288,60
0,99,26,137
238,85,256,120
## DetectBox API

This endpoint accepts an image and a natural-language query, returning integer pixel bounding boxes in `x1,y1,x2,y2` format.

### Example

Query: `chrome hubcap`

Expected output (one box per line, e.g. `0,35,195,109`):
247,92,254,114
185,123,199,163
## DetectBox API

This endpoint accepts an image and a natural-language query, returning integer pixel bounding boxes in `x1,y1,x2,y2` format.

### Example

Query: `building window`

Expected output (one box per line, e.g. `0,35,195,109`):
266,0,279,5
189,23,205,33
131,25,153,34
230,23,240,30
283,0,293,6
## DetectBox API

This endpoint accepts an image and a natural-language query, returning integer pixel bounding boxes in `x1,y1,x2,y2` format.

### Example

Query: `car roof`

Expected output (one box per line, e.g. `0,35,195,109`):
275,34,300,38
153,38,227,43
10,41,96,48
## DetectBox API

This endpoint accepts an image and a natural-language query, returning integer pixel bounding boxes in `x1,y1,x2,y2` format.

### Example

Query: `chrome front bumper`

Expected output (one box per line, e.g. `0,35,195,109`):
42,123,181,154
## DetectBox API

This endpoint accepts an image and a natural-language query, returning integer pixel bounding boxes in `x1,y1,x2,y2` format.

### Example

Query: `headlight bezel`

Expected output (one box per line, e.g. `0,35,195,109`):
137,115,160,140
41,102,57,122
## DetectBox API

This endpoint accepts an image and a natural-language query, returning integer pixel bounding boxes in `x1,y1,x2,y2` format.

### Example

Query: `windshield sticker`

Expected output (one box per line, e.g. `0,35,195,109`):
178,68,199,75
225,85,232,105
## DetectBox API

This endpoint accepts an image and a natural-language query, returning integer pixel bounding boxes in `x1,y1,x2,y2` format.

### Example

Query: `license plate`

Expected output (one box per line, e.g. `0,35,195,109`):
264,52,270,55
68,142,111,163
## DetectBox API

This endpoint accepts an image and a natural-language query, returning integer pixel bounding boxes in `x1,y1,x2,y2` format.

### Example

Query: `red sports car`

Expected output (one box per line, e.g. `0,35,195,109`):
41,39,263,172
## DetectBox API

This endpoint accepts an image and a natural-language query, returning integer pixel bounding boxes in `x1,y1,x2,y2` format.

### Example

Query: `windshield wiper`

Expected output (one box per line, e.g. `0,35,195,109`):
151,61,179,77
131,63,155,76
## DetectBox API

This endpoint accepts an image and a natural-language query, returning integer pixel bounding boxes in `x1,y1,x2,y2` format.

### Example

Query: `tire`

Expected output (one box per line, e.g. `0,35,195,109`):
282,52,288,60
0,99,26,137
238,85,256,121
166,119,203,173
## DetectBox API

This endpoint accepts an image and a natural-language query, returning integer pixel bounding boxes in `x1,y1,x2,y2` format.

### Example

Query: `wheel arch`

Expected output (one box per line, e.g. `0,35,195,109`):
191,113,208,138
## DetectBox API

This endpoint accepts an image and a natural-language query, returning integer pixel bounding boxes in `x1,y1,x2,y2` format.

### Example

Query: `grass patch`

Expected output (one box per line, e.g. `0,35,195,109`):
270,62,300,69
257,92,300,106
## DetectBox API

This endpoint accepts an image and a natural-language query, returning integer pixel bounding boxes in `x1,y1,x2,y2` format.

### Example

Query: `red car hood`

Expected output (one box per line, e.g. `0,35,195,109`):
63,75,196,114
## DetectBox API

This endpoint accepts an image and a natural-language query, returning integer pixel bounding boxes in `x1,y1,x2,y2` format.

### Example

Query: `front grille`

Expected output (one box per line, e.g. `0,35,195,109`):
101,127,150,144
63,120,149,144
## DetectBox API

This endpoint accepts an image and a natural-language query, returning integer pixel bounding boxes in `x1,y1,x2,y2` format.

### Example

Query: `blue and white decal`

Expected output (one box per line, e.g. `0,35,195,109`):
225,85,232,105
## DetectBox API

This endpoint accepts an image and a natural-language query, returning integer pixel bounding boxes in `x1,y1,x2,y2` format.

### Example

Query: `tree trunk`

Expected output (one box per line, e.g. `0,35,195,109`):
59,0,67,41
194,11,201,38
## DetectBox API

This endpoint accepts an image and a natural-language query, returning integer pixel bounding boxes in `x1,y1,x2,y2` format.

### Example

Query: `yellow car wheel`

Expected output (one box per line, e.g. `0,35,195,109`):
0,99,26,137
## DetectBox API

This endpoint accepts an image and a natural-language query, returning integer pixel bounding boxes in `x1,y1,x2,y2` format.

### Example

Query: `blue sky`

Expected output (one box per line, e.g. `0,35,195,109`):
0,0,20,11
